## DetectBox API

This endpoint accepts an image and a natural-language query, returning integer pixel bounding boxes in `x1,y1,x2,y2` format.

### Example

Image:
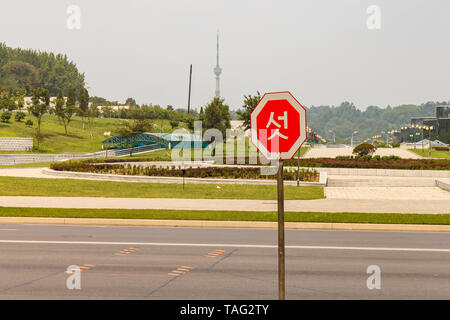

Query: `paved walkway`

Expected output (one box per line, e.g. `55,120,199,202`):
0,168,64,179
304,147,422,159
1,196,449,214
325,186,450,200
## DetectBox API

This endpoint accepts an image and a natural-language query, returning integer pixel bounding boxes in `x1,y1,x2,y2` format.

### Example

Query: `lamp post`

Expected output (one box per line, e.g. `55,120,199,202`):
328,130,335,144
351,131,358,148
428,126,434,157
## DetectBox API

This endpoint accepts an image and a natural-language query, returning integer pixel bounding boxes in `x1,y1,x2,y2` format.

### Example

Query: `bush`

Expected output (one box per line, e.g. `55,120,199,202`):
1,111,11,123
15,111,26,122
352,143,376,156
434,146,449,152
25,119,33,127
50,161,320,182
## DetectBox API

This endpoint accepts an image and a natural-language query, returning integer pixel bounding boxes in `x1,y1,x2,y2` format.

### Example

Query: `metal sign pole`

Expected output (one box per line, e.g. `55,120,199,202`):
277,160,285,300
187,64,192,114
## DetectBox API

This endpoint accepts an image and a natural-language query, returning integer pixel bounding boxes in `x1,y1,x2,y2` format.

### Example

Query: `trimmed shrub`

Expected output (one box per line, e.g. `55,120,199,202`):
353,143,376,156
50,161,320,182
15,111,26,122
1,111,11,123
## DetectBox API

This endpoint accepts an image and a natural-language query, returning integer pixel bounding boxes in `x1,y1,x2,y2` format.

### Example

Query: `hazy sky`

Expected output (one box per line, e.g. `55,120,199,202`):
2,0,449,110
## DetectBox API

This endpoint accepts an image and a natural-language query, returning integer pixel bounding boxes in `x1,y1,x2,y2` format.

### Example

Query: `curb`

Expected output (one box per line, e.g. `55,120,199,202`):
436,179,450,192
0,217,449,232
41,168,327,186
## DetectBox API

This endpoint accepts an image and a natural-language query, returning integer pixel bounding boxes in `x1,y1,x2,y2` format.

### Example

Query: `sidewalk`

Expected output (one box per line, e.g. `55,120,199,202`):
1,196,449,214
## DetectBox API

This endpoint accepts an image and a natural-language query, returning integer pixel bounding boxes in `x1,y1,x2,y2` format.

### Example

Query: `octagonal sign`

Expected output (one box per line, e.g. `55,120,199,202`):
250,91,307,160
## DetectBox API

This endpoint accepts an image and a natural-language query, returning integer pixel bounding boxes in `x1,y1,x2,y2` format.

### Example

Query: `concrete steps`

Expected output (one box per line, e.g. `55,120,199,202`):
327,177,436,187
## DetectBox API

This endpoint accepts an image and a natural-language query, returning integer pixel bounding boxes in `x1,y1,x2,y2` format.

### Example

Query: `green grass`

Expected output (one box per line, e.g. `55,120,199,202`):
115,146,309,162
0,176,324,200
0,207,448,225
409,148,450,159
0,113,176,153
0,161,53,168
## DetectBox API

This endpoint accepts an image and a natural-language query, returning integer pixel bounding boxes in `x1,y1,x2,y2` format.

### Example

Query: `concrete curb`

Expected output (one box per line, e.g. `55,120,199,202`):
436,179,450,192
0,217,449,232
42,168,327,186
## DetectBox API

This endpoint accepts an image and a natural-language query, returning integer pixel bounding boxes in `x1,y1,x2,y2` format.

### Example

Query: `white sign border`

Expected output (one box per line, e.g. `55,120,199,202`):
250,91,307,161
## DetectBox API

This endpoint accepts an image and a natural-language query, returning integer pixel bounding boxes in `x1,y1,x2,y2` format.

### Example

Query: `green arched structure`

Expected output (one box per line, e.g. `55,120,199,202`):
102,132,209,150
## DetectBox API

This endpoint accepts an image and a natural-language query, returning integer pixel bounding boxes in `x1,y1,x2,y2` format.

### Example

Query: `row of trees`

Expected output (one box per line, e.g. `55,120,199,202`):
0,43,85,95
0,86,93,150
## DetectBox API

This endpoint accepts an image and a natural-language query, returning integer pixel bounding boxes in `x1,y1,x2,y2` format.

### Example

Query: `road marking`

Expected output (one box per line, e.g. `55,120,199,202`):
205,249,227,258
168,266,194,277
114,247,140,256
0,240,449,253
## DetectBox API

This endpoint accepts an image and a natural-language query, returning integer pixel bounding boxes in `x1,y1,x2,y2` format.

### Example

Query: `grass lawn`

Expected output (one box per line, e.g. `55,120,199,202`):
409,148,450,159
0,207,449,225
0,113,177,153
0,161,54,168
113,146,309,162
0,176,324,200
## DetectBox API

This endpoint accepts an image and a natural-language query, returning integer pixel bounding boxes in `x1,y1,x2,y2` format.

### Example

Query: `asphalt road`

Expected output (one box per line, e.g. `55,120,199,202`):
0,224,449,299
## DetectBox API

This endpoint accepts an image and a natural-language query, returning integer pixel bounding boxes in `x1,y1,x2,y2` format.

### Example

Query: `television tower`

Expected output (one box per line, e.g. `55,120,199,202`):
214,32,222,98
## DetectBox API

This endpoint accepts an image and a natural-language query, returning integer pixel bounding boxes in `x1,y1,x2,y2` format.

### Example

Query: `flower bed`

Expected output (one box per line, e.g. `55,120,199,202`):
50,162,320,182
57,155,450,170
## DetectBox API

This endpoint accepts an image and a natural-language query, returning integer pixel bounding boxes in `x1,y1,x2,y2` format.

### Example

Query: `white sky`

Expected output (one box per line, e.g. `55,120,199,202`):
1,0,449,110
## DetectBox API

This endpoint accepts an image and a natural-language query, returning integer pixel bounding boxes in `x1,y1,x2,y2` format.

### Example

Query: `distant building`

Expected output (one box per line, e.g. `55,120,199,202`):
410,105,450,143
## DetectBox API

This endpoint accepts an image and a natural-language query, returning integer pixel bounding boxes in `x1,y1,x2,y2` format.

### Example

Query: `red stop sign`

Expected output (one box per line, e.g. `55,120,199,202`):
250,91,307,160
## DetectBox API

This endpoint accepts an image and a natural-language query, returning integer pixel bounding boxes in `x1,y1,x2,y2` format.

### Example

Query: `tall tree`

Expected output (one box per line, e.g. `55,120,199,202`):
29,88,50,150
203,97,231,136
78,87,89,128
125,97,137,107
237,91,261,130
55,89,78,136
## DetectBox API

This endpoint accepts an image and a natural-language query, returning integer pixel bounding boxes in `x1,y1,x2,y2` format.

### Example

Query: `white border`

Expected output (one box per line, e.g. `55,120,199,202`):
250,92,307,160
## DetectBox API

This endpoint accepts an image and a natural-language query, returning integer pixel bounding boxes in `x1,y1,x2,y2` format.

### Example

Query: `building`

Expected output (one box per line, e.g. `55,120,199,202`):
410,105,450,143
213,32,222,98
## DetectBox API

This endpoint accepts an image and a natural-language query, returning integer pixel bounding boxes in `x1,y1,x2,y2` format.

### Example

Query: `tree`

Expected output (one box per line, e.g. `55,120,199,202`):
203,97,231,136
14,111,25,122
29,88,50,150
0,43,85,95
55,89,78,136
1,111,11,123
16,92,25,110
237,92,261,131
352,143,376,156
125,97,137,107
0,60,39,93
118,119,153,156
86,103,100,139
78,87,89,128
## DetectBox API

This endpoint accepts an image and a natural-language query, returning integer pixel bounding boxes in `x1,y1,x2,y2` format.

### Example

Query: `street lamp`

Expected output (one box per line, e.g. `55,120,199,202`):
328,130,335,144
351,131,358,148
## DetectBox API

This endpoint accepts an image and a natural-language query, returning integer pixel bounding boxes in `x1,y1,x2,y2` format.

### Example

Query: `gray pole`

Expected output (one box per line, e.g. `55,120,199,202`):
296,149,301,187
277,160,285,300
187,64,192,114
